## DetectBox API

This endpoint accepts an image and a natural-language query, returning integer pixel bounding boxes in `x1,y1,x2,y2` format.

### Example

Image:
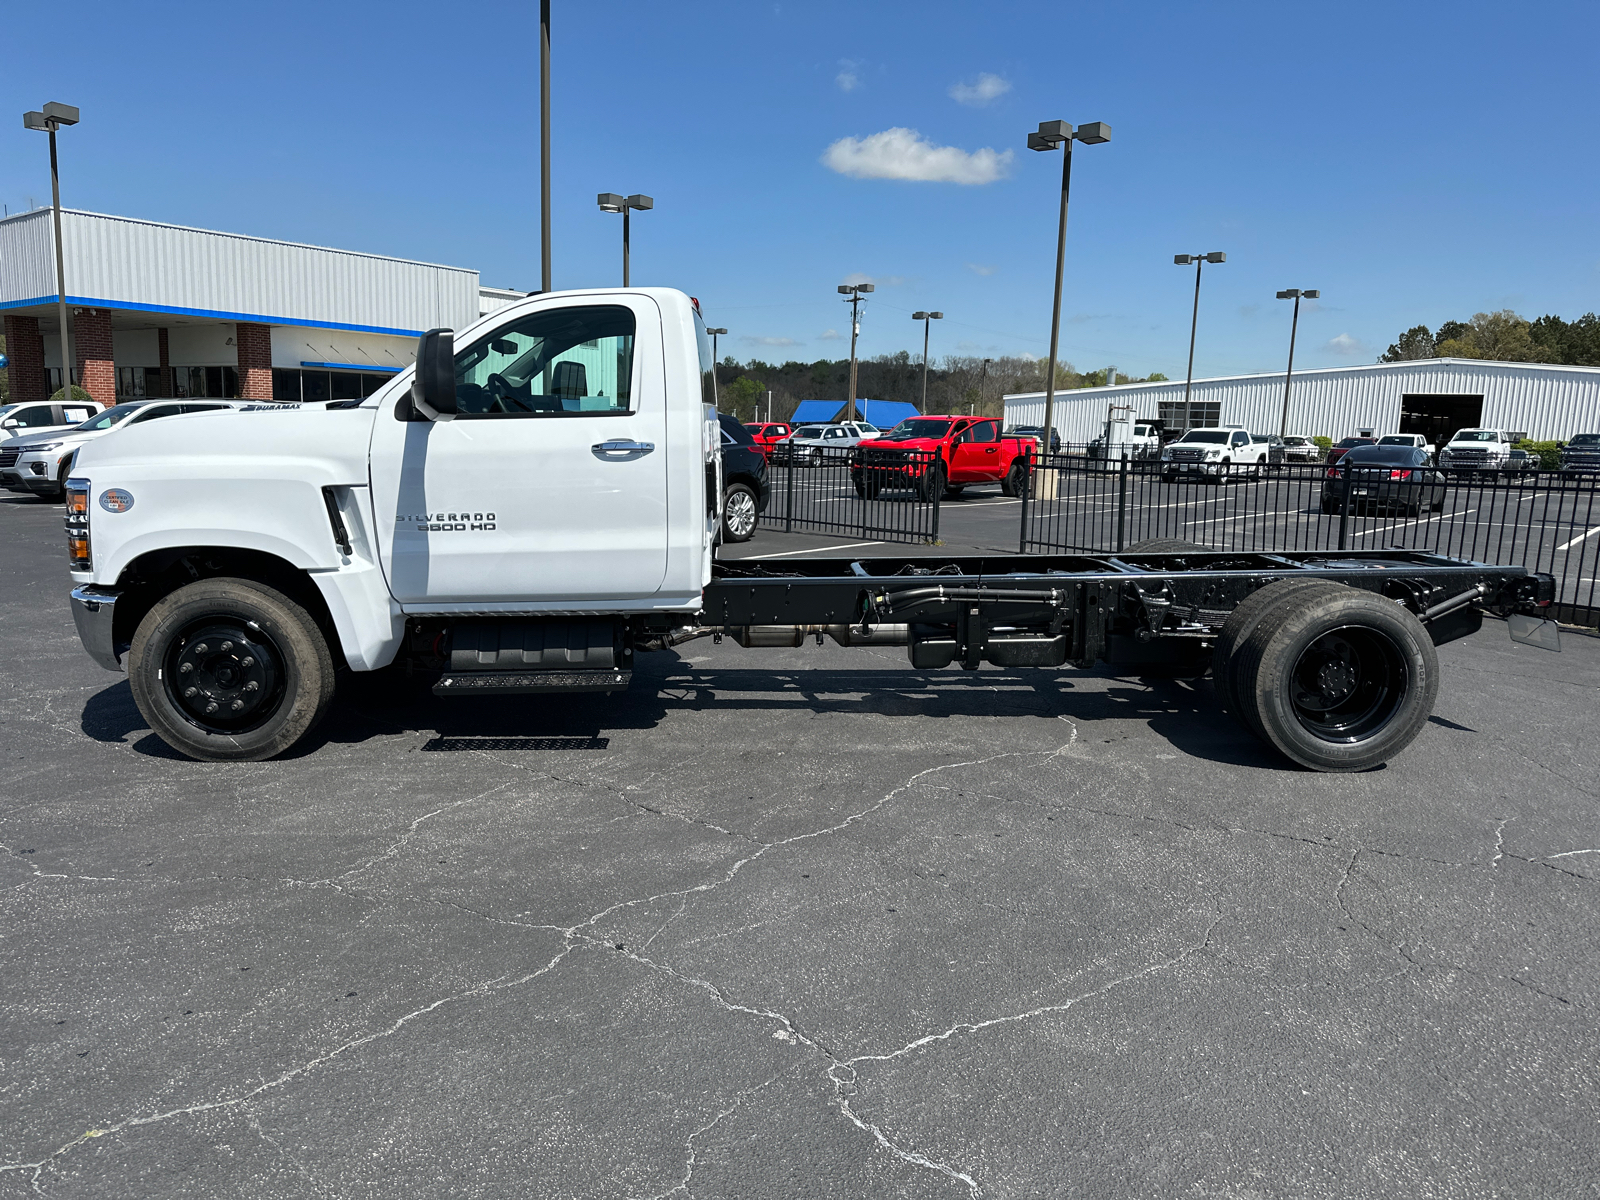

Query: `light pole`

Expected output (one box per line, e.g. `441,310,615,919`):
596,193,653,286
706,326,726,410
1026,119,1111,456
837,282,874,421
1174,251,1226,434
1274,289,1319,436
540,0,551,292
911,310,943,412
23,102,80,400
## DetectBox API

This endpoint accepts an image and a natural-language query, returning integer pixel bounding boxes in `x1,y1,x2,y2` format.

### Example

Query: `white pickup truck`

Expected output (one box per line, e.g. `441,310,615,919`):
64,287,1557,772
1437,428,1514,473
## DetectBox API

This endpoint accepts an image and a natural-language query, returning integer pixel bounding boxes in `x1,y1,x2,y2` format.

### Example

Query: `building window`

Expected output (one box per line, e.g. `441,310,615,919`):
1158,400,1220,432
272,369,302,402
116,366,147,399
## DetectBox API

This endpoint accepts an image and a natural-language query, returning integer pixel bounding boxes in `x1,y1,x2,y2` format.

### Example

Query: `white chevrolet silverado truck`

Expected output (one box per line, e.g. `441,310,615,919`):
64,287,1558,772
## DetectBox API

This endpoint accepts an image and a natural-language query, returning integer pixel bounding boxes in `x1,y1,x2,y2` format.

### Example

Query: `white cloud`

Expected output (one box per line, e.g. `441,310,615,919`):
818,328,842,340
822,127,1013,185
967,263,997,276
741,335,800,347
836,59,860,92
949,72,1011,107
1326,333,1364,356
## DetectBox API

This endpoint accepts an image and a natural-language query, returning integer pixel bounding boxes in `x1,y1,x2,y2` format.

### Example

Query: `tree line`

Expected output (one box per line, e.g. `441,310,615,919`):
713,352,1168,424
1380,310,1600,366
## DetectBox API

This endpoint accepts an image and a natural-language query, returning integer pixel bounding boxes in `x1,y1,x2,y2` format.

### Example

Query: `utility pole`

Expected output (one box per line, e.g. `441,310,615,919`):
912,310,943,413
23,102,80,398
1174,252,1226,433
838,282,874,422
1275,289,1319,436
540,0,551,293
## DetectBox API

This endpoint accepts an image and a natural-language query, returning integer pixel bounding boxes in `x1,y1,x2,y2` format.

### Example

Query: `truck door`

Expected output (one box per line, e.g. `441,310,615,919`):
369,295,669,605
949,419,1000,481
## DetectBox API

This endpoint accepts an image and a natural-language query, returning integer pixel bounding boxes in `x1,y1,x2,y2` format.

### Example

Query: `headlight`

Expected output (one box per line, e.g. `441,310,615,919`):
65,479,91,570
21,441,63,453
1204,448,1223,459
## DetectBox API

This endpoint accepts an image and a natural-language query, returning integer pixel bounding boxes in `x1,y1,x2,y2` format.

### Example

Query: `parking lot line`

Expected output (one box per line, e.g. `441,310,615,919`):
756,540,886,557
1557,525,1600,551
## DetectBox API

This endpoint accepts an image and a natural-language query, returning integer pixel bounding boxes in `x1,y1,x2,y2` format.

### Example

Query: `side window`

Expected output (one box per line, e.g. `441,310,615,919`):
973,421,998,443
61,406,93,424
953,421,974,444
1233,431,1249,447
16,405,59,428
452,305,636,418
133,405,183,423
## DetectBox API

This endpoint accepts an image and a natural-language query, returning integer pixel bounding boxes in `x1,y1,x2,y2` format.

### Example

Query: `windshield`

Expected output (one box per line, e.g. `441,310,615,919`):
1178,431,1230,445
1569,434,1600,446
1283,437,1308,446
1336,437,1373,447
74,404,143,431
1452,430,1499,442
1377,435,1416,445
857,423,879,433
882,419,953,440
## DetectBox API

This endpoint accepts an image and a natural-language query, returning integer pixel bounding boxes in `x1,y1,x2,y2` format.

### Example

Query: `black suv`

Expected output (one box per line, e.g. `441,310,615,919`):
1562,433,1600,473
718,412,770,542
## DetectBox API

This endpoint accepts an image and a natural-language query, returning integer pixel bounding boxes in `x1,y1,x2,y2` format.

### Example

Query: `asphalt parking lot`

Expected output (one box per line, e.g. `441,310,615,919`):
4,492,1599,1198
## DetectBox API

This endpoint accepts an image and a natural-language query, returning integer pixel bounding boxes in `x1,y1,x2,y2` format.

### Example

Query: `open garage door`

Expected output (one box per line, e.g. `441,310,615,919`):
1400,394,1484,448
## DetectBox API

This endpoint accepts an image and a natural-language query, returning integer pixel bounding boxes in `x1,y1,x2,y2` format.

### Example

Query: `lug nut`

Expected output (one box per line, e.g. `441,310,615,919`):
205,701,218,713
231,699,245,711
241,656,255,667
179,662,193,674
184,687,197,698
193,643,208,654
243,680,259,692
221,640,233,651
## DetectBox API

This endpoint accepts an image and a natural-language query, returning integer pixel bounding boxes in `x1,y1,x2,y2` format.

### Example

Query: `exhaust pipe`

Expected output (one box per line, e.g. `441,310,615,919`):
729,624,912,648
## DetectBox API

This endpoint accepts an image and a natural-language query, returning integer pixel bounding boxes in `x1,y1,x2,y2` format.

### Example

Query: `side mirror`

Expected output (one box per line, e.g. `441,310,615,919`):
1,419,16,429
410,328,456,421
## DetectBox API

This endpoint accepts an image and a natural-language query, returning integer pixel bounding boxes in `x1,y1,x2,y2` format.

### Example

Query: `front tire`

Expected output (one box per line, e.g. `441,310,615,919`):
917,463,946,502
721,483,759,542
129,578,337,762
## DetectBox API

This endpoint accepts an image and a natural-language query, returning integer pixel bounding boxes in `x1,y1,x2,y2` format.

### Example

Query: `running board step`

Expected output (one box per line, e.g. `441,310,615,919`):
434,669,631,696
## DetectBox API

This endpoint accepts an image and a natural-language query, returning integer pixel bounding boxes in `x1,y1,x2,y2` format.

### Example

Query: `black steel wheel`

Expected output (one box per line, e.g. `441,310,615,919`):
129,577,337,762
1229,583,1437,771
917,463,946,502
1213,579,1350,737
721,483,759,542
1000,460,1027,497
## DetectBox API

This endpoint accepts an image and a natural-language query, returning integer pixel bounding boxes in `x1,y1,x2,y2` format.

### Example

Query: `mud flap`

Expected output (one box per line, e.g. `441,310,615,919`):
1507,613,1561,652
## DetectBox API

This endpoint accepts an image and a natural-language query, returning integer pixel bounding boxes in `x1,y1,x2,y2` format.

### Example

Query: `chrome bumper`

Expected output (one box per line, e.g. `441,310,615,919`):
70,585,124,673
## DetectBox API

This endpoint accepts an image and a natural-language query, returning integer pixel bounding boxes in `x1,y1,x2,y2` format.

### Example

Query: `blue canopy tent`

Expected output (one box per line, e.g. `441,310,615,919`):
786,400,921,429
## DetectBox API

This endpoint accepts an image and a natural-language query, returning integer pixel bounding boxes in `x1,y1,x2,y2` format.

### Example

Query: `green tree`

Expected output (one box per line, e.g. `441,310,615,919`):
1436,310,1538,362
1380,325,1435,362
1434,319,1469,345
720,375,765,420
1144,372,1169,382
49,385,94,404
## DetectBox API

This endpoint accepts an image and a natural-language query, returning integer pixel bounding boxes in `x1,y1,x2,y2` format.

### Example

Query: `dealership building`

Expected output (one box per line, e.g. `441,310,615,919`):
1005,358,1600,445
0,208,522,408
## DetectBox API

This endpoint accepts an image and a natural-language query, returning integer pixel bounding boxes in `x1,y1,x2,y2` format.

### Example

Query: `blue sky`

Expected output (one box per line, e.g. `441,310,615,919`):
4,1,1597,379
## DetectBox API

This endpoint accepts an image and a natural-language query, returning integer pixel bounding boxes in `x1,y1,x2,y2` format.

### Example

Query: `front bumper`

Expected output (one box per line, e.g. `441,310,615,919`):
1162,458,1224,475
70,585,125,672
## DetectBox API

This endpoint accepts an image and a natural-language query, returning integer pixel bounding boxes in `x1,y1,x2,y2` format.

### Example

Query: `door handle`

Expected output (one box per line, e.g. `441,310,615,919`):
985,447,997,453
592,440,656,457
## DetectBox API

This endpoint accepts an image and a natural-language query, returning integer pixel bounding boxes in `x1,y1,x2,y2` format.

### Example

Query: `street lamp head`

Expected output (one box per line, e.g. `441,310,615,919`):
1204,252,1226,263
42,102,79,126
857,283,874,293
625,194,653,210
706,327,726,335
1276,289,1298,299
1303,290,1320,299
1074,121,1111,144
838,285,853,294
1036,120,1072,143
1026,131,1051,152
1174,254,1193,265
929,312,943,320
23,110,48,132
913,311,928,320
596,192,625,212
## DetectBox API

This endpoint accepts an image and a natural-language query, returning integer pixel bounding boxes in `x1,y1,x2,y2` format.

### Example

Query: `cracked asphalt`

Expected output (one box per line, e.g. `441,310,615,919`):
3,493,1599,1199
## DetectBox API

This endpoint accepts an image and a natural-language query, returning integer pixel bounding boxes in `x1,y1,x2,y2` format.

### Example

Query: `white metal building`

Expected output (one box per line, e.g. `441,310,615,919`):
1005,359,1600,446
0,208,514,407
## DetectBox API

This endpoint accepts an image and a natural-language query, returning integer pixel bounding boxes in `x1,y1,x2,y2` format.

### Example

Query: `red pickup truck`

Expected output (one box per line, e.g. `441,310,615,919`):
743,421,793,461
851,415,1032,499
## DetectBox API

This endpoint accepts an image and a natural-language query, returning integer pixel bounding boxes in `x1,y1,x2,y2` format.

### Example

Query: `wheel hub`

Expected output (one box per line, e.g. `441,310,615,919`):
167,621,282,730
1314,656,1357,703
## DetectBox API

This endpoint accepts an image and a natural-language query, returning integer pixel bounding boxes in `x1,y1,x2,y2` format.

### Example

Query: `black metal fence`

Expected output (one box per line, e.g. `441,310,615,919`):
1020,452,1600,623
763,446,943,543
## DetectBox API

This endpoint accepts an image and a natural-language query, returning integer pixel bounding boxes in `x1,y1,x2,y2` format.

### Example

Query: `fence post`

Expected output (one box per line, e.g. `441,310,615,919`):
930,450,942,545
1338,468,1351,551
1115,451,1130,553
783,454,794,534
1018,443,1033,554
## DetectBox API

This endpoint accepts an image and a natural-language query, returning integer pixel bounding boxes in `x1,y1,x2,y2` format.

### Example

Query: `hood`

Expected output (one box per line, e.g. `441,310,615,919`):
74,403,378,483
2,425,79,449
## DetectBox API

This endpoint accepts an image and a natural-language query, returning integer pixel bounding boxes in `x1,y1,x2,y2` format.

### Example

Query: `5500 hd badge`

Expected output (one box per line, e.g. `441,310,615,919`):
397,512,497,532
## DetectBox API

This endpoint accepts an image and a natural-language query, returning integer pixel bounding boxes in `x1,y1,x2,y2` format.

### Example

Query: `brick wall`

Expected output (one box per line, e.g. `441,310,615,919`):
3,315,48,404
236,322,272,400
73,308,115,406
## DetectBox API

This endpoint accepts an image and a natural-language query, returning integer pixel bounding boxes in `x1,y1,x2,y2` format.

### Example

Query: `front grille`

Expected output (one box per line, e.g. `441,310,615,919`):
0,450,17,468
1168,448,1204,461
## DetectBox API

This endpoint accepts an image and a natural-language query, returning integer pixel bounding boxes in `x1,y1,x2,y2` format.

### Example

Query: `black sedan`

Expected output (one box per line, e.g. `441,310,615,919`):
717,412,770,542
1320,445,1447,516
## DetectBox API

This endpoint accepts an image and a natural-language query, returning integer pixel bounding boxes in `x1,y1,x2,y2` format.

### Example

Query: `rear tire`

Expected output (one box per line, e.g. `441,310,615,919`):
1228,583,1437,771
1000,460,1027,497
129,577,337,763
721,482,758,542
917,463,946,502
